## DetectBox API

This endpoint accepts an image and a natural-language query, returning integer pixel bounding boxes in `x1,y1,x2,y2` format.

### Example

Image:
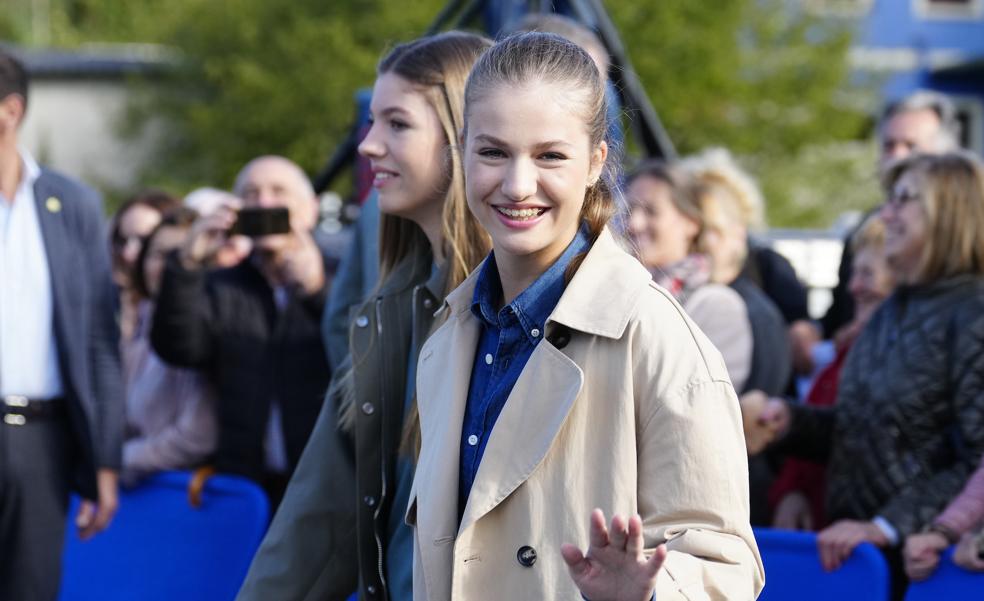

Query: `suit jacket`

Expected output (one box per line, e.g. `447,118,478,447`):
33,169,124,500
408,229,764,601
150,252,331,481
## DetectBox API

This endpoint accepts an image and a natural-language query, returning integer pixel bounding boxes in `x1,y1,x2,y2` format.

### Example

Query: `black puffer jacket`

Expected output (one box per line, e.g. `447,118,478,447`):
783,275,984,539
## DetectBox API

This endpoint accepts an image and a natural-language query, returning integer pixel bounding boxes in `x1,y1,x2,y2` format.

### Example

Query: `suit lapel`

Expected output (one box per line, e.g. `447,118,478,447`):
458,338,583,533
33,175,72,337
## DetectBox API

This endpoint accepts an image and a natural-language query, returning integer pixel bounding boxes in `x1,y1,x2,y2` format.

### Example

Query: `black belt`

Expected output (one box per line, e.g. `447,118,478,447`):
2,395,67,425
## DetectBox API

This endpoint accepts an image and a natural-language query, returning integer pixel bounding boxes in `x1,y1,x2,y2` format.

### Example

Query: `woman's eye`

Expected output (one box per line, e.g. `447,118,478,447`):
389,119,409,131
478,148,505,159
539,151,567,161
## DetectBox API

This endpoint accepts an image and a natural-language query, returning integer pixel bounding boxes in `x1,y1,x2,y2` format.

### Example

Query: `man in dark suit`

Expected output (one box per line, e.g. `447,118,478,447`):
0,50,124,601
151,155,331,505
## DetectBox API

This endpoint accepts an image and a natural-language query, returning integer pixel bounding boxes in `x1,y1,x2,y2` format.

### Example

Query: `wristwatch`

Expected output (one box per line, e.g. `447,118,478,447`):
925,522,960,545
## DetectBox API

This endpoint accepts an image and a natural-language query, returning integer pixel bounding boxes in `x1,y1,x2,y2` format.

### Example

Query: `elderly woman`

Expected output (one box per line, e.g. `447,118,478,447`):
681,148,791,397
626,161,753,392
748,152,984,599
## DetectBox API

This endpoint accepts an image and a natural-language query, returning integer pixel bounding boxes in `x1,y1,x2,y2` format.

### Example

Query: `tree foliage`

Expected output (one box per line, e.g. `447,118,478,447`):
13,0,875,226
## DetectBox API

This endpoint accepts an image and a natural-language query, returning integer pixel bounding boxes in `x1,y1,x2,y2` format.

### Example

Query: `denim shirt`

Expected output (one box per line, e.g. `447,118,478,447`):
458,227,590,517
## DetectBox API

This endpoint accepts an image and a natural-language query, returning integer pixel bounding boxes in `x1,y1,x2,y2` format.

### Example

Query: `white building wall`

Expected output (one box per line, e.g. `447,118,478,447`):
19,79,158,193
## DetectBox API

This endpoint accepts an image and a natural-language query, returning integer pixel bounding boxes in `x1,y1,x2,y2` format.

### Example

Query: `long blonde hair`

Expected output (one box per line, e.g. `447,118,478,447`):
349,32,492,452
376,31,493,296
463,32,619,278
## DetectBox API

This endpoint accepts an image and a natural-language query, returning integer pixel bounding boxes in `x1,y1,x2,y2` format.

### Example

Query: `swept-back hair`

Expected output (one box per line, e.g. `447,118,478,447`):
464,32,619,277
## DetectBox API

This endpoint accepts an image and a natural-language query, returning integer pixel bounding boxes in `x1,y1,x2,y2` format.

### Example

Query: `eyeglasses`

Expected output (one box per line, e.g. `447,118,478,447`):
885,189,921,208
112,233,149,251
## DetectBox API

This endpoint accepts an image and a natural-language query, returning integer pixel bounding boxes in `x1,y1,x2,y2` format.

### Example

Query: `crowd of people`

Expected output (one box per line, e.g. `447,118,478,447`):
1,12,983,601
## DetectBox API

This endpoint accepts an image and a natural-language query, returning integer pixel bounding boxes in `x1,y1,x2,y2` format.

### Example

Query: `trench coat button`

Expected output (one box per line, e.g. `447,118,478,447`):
364,495,377,507
355,315,369,328
517,545,537,567
361,402,375,415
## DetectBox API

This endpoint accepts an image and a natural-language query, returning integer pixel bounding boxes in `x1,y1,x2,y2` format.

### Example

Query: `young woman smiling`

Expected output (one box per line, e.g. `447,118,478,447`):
237,32,491,601
406,32,763,601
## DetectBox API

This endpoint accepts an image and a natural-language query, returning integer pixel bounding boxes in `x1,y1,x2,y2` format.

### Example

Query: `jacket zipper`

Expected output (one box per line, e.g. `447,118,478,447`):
372,297,388,596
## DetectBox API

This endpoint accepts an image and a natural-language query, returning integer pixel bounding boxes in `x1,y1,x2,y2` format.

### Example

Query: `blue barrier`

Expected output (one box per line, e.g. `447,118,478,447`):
905,547,984,600
754,528,891,601
59,470,269,601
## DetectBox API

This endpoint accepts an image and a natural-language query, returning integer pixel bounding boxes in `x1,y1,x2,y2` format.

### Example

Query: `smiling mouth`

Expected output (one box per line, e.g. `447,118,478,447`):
495,206,547,221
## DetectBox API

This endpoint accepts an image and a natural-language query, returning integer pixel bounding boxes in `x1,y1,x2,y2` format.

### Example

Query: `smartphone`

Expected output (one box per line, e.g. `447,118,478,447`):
230,207,291,237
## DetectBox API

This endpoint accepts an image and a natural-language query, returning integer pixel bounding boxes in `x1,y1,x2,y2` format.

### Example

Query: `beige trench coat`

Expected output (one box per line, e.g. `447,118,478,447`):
407,228,765,600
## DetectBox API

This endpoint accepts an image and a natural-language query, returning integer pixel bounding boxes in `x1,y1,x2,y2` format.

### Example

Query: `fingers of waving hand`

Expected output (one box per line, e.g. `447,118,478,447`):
563,509,665,601
590,507,611,548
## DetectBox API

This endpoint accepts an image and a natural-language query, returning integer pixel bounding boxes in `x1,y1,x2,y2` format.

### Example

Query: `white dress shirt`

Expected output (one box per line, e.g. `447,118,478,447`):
0,149,64,398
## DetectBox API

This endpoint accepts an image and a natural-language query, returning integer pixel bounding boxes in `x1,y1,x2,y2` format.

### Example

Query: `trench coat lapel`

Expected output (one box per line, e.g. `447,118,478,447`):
458,339,583,533
412,297,480,544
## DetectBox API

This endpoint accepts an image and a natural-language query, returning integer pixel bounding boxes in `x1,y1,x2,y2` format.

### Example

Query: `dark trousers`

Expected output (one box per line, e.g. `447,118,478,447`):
0,416,73,601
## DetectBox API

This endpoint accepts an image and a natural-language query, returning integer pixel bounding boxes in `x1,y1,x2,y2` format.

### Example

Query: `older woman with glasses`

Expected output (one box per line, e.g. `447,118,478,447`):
746,152,984,599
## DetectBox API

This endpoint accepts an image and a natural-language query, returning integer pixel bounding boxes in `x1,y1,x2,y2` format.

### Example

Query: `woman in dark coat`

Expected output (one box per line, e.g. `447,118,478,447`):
748,152,984,599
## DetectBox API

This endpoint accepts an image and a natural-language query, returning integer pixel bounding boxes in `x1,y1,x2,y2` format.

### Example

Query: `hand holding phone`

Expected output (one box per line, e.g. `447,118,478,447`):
180,198,242,269
230,207,291,237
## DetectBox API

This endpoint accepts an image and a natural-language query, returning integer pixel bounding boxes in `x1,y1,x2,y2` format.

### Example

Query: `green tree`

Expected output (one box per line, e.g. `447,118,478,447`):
34,0,447,192
608,0,876,225
23,0,875,226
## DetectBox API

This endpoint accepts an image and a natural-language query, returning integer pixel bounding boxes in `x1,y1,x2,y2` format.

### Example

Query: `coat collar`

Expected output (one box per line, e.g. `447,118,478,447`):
443,227,652,339
414,226,654,545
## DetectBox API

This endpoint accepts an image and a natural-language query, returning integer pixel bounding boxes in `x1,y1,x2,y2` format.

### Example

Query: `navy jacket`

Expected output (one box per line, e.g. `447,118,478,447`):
33,169,124,500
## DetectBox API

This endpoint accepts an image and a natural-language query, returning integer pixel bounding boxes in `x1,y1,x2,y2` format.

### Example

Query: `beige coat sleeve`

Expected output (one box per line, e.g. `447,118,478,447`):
641,378,764,600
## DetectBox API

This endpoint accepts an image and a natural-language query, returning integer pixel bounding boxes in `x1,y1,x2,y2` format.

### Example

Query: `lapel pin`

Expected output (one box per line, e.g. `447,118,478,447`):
45,197,62,213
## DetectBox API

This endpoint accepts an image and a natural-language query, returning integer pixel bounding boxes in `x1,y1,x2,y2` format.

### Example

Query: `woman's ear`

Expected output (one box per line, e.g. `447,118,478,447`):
587,141,609,186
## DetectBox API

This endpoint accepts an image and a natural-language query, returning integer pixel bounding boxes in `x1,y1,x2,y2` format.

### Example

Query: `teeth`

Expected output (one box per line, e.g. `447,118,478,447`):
496,207,544,219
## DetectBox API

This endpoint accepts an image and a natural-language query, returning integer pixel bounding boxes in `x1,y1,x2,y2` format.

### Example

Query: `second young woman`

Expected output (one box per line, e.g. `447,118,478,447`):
407,32,763,601
236,31,491,601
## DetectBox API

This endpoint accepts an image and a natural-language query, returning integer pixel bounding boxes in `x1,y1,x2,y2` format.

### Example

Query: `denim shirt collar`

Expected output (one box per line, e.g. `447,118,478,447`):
471,225,591,345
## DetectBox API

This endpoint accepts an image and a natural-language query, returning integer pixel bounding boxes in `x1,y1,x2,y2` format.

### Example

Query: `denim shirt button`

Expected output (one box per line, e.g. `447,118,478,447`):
531,328,540,338
467,434,479,446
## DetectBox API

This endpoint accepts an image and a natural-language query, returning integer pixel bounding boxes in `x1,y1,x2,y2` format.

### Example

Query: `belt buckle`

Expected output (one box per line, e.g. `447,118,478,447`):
3,414,26,426
3,395,29,408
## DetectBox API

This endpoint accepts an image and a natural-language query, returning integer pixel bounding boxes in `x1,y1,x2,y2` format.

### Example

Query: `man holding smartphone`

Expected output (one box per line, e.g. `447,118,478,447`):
151,155,331,504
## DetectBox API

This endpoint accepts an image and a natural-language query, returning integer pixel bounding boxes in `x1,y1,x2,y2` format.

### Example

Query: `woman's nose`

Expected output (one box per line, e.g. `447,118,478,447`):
500,160,537,201
358,123,384,158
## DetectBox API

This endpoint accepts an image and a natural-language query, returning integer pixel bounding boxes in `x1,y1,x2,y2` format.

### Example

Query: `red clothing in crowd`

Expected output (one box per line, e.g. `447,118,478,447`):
768,344,850,529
